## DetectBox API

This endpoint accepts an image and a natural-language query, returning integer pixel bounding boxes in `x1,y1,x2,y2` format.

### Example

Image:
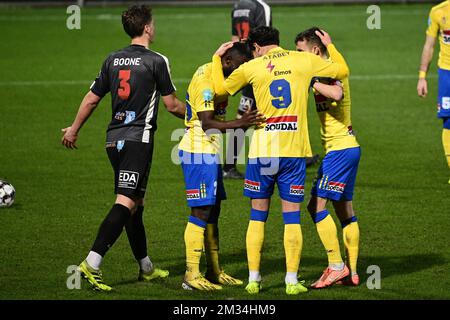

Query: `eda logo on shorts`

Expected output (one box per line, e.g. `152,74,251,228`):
186,189,200,200
244,179,260,192
289,185,304,195
118,170,139,189
327,181,346,193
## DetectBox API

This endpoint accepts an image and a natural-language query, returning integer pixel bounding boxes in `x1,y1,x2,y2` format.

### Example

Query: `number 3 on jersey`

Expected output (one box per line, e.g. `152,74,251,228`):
270,79,292,109
118,69,131,100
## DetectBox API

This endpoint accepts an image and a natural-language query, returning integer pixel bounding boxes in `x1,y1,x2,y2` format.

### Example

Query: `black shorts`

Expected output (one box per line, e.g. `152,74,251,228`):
238,85,257,113
106,137,154,199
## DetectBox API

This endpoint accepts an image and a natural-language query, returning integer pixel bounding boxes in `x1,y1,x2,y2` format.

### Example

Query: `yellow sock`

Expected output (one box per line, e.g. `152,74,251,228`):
204,224,220,275
284,224,302,273
443,128,450,169
315,213,343,266
184,219,206,280
342,220,360,274
246,220,265,273
282,211,302,282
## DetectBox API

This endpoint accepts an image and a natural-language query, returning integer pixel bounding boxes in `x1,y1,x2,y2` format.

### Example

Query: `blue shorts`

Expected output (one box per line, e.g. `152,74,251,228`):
444,117,450,129
244,157,306,203
311,147,361,201
179,151,226,207
437,68,450,119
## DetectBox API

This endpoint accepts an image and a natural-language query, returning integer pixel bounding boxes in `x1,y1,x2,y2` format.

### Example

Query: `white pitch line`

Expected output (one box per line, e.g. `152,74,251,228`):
351,74,437,80
0,74,437,86
1,80,93,86
0,9,429,22
0,79,188,86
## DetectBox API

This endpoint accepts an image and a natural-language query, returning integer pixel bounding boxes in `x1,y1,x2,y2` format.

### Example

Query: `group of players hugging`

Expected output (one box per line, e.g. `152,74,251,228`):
62,1,361,295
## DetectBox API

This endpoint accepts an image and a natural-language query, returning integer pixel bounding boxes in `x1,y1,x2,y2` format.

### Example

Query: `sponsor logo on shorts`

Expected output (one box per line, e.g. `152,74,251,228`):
442,97,450,110
200,183,207,199
244,179,260,192
118,170,139,189
327,181,346,193
186,189,200,200
289,185,304,195
265,116,298,132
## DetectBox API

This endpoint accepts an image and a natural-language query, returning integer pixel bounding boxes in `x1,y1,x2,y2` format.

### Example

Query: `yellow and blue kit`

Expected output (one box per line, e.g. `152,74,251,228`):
178,63,227,207
212,45,349,203
427,0,450,120
310,73,360,202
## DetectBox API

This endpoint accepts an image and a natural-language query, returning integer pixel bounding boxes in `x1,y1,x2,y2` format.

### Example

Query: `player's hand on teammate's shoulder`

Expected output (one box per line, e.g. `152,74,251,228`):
239,108,266,128
214,41,236,57
315,29,332,47
417,78,428,98
61,127,78,149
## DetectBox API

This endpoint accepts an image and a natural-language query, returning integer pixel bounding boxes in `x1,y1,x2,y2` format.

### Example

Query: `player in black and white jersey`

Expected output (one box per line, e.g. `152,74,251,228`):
231,0,271,42
61,5,185,291
224,0,271,179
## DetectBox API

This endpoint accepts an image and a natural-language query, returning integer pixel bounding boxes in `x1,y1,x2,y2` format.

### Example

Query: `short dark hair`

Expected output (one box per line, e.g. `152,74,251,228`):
121,5,152,39
225,42,253,60
248,26,280,48
295,27,327,54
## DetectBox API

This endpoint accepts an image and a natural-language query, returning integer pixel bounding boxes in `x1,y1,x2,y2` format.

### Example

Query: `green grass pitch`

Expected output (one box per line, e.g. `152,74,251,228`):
0,3,449,300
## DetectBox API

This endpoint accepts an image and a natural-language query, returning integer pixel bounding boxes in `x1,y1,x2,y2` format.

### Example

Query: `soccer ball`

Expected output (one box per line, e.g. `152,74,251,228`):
0,180,15,208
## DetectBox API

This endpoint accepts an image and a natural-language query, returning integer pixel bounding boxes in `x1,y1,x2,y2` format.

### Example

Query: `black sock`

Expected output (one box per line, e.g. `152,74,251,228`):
91,204,131,256
224,136,239,171
207,203,220,224
125,206,148,261
223,163,236,171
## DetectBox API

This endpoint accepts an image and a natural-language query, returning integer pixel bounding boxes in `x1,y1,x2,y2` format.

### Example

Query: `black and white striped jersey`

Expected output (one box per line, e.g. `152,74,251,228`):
90,44,176,144
231,0,272,40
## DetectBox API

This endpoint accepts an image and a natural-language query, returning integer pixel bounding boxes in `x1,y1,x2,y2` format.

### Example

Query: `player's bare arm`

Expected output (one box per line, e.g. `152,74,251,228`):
315,29,350,79
417,35,436,98
215,41,236,57
211,41,236,95
313,81,344,102
61,90,102,149
211,59,231,97
197,109,265,133
315,29,332,47
161,93,186,119
211,43,236,96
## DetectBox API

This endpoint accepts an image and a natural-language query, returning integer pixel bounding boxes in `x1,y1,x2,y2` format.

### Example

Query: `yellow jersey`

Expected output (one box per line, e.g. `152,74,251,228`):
426,0,450,70
212,45,349,158
312,75,359,154
178,63,228,154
